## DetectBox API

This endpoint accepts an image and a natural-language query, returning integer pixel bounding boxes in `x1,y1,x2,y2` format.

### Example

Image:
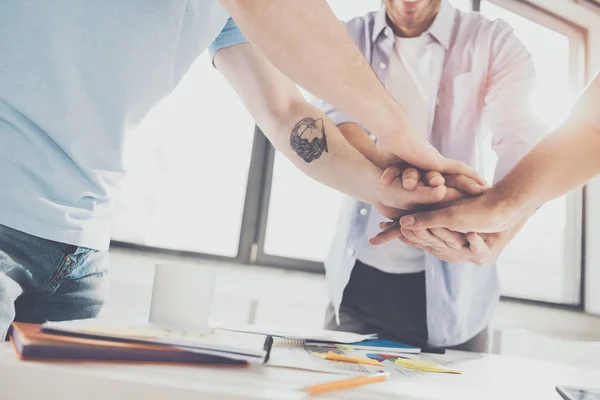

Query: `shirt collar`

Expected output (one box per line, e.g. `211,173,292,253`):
372,0,455,50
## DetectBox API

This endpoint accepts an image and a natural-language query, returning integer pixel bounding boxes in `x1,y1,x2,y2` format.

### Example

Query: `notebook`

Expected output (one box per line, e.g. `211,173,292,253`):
272,338,420,354
343,339,420,354
10,323,247,366
216,323,377,344
40,319,273,364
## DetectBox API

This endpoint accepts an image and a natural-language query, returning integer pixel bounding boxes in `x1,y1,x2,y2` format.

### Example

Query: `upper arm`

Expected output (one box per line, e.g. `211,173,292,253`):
214,41,304,121
484,21,547,180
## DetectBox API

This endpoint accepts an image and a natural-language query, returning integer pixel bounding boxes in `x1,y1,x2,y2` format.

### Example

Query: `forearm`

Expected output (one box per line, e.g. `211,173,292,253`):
215,42,383,204
262,104,384,204
337,123,388,170
218,0,409,141
493,118,600,214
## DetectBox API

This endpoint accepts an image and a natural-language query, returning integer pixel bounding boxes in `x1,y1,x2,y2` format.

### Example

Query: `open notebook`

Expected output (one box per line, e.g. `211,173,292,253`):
41,319,272,364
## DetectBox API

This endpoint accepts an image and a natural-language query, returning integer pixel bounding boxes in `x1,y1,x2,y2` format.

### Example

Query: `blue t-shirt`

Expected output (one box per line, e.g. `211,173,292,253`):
0,1,247,250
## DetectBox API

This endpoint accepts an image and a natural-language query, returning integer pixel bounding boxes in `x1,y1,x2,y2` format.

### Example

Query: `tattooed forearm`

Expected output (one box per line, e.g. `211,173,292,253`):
290,117,329,163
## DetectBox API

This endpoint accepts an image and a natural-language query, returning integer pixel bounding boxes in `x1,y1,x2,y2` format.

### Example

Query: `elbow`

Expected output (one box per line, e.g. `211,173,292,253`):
263,98,306,130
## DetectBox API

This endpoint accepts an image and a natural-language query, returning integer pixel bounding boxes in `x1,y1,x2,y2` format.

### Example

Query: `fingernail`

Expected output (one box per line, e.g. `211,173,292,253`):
401,216,415,226
470,184,483,193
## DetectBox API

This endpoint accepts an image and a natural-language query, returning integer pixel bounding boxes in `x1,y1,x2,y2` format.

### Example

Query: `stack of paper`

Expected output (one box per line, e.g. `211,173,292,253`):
10,323,248,366
39,319,272,364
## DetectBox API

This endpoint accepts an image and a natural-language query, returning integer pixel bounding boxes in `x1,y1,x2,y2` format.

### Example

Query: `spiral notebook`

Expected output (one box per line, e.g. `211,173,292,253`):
272,337,420,354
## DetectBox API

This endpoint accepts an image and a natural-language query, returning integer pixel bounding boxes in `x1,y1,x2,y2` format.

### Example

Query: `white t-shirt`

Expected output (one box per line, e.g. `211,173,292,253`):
357,34,436,274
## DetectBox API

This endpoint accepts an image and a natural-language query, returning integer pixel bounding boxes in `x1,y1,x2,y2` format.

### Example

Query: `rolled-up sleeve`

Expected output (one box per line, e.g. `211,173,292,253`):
572,72,600,131
484,21,547,183
208,18,249,65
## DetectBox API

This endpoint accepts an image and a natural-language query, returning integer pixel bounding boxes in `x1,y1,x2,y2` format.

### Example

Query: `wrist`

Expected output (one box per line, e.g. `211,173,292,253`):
485,185,531,225
370,102,411,143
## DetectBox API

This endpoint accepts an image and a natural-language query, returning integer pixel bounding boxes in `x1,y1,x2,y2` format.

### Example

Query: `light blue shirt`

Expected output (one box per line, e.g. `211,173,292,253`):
313,1,545,347
0,1,245,250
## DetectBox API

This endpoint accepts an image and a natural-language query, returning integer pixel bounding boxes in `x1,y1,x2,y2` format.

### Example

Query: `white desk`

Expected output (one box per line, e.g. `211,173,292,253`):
1,344,598,400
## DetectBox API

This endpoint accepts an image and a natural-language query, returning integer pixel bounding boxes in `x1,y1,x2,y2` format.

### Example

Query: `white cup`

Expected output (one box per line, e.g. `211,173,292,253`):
149,263,216,332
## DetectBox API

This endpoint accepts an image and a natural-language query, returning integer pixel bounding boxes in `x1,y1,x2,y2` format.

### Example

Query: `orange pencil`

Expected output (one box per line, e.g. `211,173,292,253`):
303,372,391,396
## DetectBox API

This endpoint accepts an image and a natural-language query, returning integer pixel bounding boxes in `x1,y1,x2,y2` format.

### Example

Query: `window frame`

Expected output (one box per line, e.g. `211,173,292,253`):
480,0,587,307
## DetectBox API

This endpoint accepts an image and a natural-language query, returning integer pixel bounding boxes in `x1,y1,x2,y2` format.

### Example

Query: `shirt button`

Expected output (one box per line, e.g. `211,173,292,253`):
359,208,368,216
347,248,355,257
369,133,377,142
379,62,386,69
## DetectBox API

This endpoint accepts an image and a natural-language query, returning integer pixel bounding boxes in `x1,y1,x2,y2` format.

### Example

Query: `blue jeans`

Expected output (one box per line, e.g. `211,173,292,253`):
0,224,109,340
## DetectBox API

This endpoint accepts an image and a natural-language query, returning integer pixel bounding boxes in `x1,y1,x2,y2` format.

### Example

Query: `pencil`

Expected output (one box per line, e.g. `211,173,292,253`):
303,372,390,396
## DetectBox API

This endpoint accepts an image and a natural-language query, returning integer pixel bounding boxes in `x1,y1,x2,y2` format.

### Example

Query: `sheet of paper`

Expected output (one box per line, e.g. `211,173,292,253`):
267,345,384,376
214,323,377,343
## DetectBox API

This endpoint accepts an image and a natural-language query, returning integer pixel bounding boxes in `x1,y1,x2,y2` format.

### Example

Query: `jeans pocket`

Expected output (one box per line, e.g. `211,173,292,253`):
42,247,96,294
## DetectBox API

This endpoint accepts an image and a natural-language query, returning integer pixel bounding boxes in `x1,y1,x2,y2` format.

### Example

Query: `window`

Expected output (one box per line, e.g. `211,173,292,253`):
260,0,382,263
109,1,588,308
111,53,255,257
480,0,585,304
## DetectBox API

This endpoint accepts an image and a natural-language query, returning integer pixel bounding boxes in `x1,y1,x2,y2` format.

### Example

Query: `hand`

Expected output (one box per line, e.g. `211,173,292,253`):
373,164,486,221
373,221,514,267
398,187,524,234
373,166,474,220
375,135,487,187
378,164,486,196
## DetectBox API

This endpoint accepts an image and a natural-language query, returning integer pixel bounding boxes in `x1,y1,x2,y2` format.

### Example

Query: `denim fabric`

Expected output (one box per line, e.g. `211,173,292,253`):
0,224,108,340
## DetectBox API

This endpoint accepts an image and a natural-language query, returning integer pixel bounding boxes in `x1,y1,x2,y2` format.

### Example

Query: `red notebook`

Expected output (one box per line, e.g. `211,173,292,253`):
10,323,247,367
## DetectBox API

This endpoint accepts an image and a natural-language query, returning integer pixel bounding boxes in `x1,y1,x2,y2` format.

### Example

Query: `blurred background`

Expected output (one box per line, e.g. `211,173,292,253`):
104,0,600,369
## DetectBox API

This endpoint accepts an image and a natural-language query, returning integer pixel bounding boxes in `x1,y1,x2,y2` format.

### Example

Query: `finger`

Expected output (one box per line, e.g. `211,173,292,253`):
467,232,489,254
399,206,462,231
441,158,487,186
423,171,445,187
401,184,447,206
430,228,467,250
396,230,427,249
402,168,420,191
441,187,468,203
379,221,395,230
445,174,484,196
400,227,430,248
379,166,403,186
369,222,402,245
412,228,448,248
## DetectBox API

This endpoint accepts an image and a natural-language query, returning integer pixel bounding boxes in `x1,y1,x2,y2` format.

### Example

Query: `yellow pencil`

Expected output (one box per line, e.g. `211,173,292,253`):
303,372,391,396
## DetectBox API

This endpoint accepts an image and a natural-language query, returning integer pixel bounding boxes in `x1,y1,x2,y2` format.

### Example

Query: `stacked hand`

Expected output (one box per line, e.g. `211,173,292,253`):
370,164,525,267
